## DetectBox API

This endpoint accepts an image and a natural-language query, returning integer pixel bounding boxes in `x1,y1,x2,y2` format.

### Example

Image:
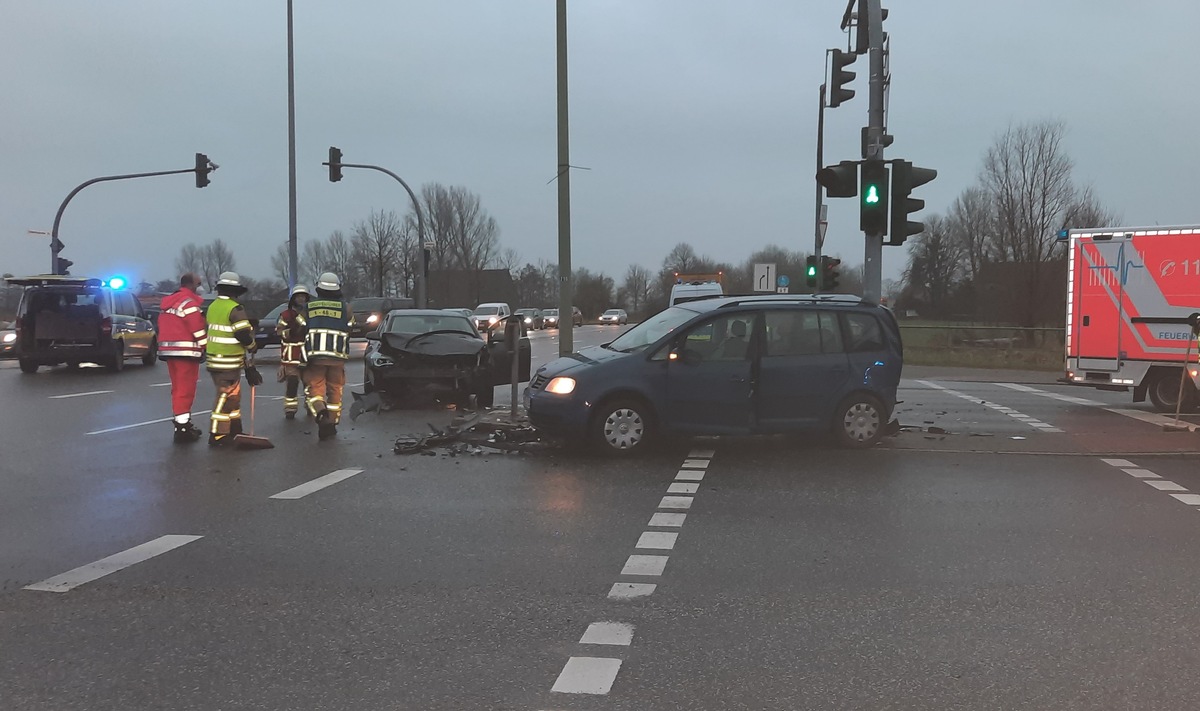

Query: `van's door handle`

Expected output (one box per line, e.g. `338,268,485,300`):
730,375,747,383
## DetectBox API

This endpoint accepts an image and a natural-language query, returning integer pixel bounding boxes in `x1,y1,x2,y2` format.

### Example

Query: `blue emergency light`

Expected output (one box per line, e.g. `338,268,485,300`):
107,276,127,290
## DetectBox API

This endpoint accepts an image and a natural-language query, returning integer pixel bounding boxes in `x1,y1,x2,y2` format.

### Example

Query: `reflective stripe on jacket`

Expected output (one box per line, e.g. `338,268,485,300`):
205,297,251,370
158,288,207,359
303,299,353,360
277,308,307,365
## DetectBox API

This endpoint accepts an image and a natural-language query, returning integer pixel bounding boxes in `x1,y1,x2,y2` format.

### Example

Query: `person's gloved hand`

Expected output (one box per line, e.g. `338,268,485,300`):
245,365,264,387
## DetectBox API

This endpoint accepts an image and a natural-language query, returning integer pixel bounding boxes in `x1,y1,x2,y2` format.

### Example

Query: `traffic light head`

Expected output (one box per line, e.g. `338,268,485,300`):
817,160,859,199
195,153,212,188
888,160,937,246
828,49,857,108
821,256,841,291
54,257,73,276
328,146,343,183
805,255,819,288
859,160,889,235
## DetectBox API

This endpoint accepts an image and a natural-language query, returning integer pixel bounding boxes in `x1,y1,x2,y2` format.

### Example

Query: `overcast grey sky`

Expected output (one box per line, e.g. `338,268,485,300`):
2,1,1197,288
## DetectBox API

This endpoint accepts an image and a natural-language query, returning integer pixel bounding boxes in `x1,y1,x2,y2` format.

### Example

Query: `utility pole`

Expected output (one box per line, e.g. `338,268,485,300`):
860,0,886,304
555,0,574,357
286,0,299,291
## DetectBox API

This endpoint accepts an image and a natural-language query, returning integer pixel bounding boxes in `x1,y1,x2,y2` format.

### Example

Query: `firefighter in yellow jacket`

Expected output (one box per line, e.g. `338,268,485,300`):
205,272,258,446
300,272,355,440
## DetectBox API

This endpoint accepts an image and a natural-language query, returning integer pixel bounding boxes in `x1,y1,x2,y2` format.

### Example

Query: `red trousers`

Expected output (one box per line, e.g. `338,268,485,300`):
166,358,200,417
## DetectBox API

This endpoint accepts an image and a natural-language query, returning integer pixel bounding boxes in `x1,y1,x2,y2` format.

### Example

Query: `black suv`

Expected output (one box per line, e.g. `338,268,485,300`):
7,275,158,373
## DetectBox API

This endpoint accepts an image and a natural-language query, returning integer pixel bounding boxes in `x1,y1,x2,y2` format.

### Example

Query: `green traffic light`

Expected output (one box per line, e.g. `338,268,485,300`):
806,265,817,277
864,184,880,205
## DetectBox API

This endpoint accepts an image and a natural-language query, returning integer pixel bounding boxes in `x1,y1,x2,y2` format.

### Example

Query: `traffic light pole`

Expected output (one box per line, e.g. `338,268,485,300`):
556,0,575,357
335,162,428,308
861,0,886,304
813,83,825,295
49,165,210,275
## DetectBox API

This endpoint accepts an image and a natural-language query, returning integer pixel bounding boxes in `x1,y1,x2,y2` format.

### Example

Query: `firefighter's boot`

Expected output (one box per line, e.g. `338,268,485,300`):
316,410,337,440
174,421,202,444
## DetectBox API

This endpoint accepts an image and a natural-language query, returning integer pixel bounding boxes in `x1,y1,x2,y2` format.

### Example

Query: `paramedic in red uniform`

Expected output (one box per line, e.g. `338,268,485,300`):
158,272,207,443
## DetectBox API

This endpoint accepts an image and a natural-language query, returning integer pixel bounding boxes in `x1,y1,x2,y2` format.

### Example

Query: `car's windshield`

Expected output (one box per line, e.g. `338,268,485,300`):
473,306,500,315
385,314,475,334
264,303,287,320
603,309,620,315
352,298,387,312
545,309,558,316
608,306,697,353
517,309,537,315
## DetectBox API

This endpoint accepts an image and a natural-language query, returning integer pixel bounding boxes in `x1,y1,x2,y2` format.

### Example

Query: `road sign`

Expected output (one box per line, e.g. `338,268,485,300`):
423,239,435,250
777,275,790,288
753,263,776,292
777,287,789,294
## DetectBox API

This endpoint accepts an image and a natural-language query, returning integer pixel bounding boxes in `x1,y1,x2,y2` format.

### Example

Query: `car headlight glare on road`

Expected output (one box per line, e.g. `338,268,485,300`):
546,377,576,395
2,333,15,343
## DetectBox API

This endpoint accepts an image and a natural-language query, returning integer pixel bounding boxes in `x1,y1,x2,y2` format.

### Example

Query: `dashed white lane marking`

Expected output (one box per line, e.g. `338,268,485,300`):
680,459,710,469
269,468,364,500
636,532,678,550
1123,468,1160,479
86,411,213,435
49,390,113,399
667,482,699,494
551,657,623,695
659,496,693,510
24,535,202,593
149,382,173,387
689,449,715,458
1172,494,1200,505
675,469,705,481
648,512,686,527
1146,480,1188,491
621,554,668,576
1102,458,1136,467
917,380,1063,432
579,622,634,646
607,582,656,600
994,383,1103,405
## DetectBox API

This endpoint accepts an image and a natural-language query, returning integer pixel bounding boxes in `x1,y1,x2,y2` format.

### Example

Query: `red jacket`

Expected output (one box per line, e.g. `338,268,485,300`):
158,287,207,359
276,307,306,365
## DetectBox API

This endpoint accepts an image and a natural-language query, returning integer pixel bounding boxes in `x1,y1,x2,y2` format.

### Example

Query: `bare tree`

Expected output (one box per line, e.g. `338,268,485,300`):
661,242,700,274
418,183,456,273
621,264,653,315
175,243,203,280
352,209,403,297
301,239,328,288
945,186,994,283
1063,185,1121,229
199,239,236,291
270,244,290,284
903,215,962,317
323,230,359,297
446,186,499,274
495,247,521,274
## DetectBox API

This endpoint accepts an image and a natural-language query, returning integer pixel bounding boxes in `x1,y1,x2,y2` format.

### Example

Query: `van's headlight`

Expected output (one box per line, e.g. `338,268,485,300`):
489,316,499,324
524,317,532,324
366,313,379,324
2,333,15,343
546,377,576,395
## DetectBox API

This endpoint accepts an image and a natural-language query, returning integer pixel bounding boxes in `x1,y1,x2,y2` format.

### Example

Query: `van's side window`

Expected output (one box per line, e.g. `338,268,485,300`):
819,312,844,353
116,292,139,317
765,311,821,356
679,314,756,362
842,312,884,352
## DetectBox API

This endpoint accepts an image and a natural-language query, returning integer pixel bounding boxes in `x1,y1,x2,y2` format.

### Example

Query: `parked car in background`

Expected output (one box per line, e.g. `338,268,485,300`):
544,309,559,328
0,321,16,358
599,308,629,325
254,302,288,349
351,297,414,337
6,274,158,373
526,294,902,455
516,308,545,330
472,302,512,332
364,309,531,408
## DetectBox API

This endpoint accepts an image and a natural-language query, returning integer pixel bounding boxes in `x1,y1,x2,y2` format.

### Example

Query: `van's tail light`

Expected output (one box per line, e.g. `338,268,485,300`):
101,316,112,335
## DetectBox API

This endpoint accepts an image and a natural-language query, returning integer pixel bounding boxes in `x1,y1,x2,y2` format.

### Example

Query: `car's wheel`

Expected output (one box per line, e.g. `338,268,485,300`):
590,398,653,455
475,385,495,408
1149,369,1196,412
142,338,158,366
18,358,38,374
832,393,886,448
107,342,125,372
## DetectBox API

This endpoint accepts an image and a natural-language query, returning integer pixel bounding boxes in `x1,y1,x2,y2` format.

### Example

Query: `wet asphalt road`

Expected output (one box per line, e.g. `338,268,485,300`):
5,326,1200,710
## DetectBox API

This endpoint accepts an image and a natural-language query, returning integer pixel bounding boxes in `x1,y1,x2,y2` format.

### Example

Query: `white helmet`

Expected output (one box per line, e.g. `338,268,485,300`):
216,271,244,289
290,284,311,298
316,272,341,291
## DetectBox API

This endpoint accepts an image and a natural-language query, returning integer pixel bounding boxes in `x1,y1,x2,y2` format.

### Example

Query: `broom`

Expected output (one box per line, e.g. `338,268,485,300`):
234,358,274,449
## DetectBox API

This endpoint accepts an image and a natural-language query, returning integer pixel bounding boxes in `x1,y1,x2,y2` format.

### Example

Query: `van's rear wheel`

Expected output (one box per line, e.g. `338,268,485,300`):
142,338,158,366
106,342,125,372
1149,370,1197,412
18,358,38,374
832,393,886,448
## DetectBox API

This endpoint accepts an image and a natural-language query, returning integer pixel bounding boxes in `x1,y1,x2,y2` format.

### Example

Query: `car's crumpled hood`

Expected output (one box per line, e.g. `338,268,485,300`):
381,332,485,357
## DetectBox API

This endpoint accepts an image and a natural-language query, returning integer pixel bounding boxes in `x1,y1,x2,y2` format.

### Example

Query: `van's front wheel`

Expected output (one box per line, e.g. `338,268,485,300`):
591,398,653,455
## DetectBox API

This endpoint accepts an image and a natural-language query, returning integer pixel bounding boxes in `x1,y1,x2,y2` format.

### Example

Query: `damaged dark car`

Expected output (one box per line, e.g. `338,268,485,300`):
364,310,531,408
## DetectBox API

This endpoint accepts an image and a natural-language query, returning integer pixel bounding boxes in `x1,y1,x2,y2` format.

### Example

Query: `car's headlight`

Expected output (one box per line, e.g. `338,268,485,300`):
366,313,379,324
524,317,532,324
546,377,576,395
489,316,499,323
2,333,15,343
369,353,394,367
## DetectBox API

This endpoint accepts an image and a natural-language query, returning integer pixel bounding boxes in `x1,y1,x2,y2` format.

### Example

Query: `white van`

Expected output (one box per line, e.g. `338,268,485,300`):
669,279,723,306
472,302,511,331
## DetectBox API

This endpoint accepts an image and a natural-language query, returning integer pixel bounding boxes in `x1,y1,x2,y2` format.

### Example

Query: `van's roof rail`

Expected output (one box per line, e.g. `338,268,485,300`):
716,293,869,308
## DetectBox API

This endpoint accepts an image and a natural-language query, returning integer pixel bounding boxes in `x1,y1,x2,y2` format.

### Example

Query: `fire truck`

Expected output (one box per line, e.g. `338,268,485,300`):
1065,225,1200,411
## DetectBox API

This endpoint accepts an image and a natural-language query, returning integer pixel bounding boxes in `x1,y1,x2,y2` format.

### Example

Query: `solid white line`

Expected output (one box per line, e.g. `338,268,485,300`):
636,531,678,550
659,496,693,510
1172,494,1200,505
269,468,364,500
667,482,699,494
676,470,705,481
579,622,634,646
551,657,622,695
607,582,656,600
49,390,114,400
621,554,668,576
1121,468,1160,479
1101,458,1136,467
24,535,202,593
86,411,213,436
648,512,686,527
1145,480,1188,492
688,449,716,459
149,382,173,387
680,459,710,469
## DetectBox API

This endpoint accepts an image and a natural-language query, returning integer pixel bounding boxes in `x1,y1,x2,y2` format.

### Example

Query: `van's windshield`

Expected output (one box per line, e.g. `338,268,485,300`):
608,306,697,353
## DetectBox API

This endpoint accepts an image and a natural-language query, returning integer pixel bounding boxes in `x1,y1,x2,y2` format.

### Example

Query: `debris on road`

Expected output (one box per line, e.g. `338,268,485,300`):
393,410,554,455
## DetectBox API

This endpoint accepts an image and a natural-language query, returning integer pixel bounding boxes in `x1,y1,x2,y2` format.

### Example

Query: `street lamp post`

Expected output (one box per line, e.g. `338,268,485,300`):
286,0,299,291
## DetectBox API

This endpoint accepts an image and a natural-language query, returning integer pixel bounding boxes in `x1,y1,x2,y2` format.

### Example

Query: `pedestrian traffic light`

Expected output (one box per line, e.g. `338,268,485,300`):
828,49,857,108
821,256,841,291
817,160,859,199
805,255,819,288
859,159,889,235
55,257,73,276
888,159,938,246
195,153,212,188
327,146,343,182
